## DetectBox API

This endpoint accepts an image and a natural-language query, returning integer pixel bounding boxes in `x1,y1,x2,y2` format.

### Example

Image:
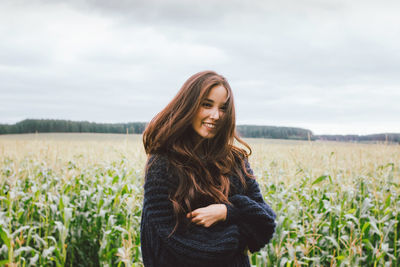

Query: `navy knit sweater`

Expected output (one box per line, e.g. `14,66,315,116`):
140,155,276,267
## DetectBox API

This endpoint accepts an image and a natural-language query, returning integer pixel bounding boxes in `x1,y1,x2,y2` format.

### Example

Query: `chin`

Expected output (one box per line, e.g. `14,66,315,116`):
192,127,217,140
203,132,216,139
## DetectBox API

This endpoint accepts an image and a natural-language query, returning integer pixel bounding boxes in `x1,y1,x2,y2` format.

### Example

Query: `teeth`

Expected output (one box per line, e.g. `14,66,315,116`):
203,123,215,128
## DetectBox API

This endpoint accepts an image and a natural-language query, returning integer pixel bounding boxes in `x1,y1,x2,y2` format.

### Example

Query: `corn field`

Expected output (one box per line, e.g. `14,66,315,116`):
0,133,399,266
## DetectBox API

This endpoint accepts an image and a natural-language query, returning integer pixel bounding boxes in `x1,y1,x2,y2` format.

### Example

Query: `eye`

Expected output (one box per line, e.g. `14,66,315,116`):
220,105,227,111
202,102,212,108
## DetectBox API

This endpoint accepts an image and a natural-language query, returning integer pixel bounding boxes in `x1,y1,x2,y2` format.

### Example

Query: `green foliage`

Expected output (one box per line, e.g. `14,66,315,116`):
0,120,315,141
318,133,400,143
237,125,314,140
0,148,399,266
251,164,400,266
0,157,143,266
3,120,400,143
0,119,147,135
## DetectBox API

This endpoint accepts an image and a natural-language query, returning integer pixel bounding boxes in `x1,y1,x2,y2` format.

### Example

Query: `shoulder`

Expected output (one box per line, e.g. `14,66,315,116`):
228,156,255,194
233,154,254,179
238,157,261,195
243,158,254,178
146,154,170,172
144,154,171,181
145,154,180,187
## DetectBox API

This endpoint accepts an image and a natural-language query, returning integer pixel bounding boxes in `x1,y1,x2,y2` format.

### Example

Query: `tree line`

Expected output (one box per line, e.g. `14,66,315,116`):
318,134,400,143
1,119,399,143
0,119,146,135
236,125,314,140
0,119,313,140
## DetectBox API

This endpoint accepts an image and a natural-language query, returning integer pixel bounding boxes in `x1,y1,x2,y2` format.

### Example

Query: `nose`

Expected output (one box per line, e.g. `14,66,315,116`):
209,107,220,120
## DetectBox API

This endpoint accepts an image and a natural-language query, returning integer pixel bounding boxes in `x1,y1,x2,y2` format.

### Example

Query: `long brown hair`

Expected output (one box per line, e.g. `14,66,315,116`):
143,70,253,233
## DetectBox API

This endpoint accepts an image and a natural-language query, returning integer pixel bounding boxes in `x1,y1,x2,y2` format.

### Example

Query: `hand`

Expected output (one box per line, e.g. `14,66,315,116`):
186,204,227,228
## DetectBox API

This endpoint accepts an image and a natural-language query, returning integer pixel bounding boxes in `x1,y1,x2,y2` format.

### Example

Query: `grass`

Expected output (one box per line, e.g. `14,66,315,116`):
0,133,399,266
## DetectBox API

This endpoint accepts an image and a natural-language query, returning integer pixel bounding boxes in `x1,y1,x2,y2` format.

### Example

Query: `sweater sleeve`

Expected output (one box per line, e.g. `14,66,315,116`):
225,160,276,253
142,155,242,265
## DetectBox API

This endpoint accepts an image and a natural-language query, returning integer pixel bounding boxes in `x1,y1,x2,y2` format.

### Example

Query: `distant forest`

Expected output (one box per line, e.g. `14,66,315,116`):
0,119,313,140
0,119,146,135
236,124,313,140
318,134,400,143
0,119,399,143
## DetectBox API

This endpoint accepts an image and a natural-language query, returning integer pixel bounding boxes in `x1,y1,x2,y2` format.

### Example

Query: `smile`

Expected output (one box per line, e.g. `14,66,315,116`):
203,122,216,129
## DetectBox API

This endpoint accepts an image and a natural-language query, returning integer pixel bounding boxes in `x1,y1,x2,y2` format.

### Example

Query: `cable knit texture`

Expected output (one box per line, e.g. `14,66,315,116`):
140,155,276,267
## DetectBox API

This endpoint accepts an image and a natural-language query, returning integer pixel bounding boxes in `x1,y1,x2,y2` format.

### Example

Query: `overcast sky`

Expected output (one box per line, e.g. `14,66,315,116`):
1,0,399,135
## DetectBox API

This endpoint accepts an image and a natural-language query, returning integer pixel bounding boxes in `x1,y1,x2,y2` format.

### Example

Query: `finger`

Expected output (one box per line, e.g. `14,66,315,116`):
193,215,208,224
191,210,199,216
195,219,205,225
187,210,199,218
191,216,203,223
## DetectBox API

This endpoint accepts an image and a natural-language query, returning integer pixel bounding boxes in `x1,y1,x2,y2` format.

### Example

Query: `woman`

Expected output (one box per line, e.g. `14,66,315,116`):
141,71,276,267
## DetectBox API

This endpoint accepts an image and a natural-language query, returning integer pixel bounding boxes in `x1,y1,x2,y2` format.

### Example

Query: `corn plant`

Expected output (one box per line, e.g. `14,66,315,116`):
0,134,399,266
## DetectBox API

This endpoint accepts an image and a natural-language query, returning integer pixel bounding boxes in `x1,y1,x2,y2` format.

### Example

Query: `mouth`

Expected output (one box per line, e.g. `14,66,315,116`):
202,122,216,130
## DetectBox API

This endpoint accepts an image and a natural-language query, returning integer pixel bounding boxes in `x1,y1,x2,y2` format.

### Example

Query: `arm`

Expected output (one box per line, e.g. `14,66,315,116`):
225,161,276,252
142,156,241,265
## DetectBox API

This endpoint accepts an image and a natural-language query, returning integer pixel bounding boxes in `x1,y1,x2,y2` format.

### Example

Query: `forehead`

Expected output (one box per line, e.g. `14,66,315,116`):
204,85,228,103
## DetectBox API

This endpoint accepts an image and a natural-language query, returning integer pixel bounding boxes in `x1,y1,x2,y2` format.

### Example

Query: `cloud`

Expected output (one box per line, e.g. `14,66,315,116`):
0,0,399,134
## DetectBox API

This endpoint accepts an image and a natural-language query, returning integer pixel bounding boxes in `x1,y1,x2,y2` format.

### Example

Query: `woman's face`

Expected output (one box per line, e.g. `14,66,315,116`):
191,85,228,139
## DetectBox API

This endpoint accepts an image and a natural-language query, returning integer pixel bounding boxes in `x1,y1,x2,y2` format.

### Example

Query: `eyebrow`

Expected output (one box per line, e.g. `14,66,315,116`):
204,98,228,106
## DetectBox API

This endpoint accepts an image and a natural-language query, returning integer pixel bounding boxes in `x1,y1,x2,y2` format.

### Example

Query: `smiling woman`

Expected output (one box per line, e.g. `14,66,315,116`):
141,71,276,267
191,85,228,139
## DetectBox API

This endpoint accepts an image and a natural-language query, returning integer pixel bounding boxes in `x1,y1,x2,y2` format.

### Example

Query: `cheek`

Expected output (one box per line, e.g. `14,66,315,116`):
192,109,203,127
195,108,207,121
